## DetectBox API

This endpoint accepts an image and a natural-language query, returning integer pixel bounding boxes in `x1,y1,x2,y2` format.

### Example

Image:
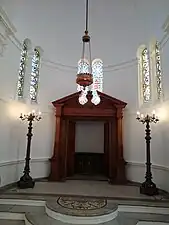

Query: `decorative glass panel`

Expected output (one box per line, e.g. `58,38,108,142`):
16,40,28,99
141,48,151,102
155,42,163,100
30,48,41,102
77,59,90,92
78,89,88,105
91,59,103,92
77,59,89,74
91,89,101,105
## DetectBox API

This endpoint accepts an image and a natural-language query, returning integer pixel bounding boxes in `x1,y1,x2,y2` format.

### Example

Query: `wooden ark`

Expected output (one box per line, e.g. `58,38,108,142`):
49,91,127,184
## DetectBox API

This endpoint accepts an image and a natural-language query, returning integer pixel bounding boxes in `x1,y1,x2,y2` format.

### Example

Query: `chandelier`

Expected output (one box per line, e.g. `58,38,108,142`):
76,0,100,105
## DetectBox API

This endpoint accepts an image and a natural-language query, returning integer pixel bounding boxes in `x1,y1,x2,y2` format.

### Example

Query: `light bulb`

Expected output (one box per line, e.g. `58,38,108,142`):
141,114,144,119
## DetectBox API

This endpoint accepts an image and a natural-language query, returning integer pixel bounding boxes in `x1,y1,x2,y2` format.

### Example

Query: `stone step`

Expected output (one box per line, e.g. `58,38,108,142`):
0,220,25,225
25,213,60,225
0,198,169,225
25,213,120,225
0,204,45,214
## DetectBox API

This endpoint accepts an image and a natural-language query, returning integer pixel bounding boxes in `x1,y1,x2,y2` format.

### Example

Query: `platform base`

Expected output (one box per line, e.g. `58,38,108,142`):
140,180,159,196
17,174,35,189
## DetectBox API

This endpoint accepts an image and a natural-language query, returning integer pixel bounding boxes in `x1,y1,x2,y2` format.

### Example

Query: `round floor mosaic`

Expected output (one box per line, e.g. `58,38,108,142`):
57,197,107,210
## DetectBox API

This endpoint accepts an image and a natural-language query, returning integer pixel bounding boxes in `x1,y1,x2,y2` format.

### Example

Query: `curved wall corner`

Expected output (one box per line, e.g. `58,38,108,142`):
0,158,50,188
126,162,169,192
0,159,169,193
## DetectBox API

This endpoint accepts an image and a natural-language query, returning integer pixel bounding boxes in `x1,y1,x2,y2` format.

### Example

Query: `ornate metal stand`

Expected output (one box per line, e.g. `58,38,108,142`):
136,111,159,196
17,111,41,189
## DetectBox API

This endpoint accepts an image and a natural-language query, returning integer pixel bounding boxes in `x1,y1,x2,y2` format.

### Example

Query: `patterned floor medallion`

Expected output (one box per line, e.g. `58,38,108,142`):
57,197,107,210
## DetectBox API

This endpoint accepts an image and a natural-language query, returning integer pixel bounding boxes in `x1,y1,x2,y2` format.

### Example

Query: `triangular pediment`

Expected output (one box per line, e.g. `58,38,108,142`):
52,91,127,109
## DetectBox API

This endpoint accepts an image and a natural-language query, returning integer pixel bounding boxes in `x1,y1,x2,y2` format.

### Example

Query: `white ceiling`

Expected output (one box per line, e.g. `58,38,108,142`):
0,0,169,67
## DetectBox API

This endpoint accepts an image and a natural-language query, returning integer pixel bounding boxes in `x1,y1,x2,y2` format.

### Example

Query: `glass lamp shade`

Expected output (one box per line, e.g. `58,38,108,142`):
76,73,93,87
91,90,100,105
78,92,88,105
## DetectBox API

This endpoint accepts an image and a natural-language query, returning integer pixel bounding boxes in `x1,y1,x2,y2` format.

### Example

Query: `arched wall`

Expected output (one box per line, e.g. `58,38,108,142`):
0,2,168,191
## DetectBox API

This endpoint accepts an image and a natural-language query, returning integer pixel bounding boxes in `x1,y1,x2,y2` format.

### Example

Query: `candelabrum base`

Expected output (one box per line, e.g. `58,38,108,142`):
17,174,35,189
140,180,159,196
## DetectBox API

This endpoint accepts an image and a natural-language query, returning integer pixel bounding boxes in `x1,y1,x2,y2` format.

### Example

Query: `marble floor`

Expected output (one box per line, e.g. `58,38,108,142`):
0,180,168,225
2,180,168,200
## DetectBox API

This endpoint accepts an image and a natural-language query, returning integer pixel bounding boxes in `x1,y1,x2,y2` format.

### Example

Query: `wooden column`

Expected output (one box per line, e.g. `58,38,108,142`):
108,119,117,182
108,121,113,180
104,122,109,176
67,121,76,177
49,104,63,181
61,119,69,180
115,107,127,183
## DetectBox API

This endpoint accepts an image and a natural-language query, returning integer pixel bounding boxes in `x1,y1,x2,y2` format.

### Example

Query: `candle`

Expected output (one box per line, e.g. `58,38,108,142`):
141,114,144,119
136,111,140,119
152,110,155,118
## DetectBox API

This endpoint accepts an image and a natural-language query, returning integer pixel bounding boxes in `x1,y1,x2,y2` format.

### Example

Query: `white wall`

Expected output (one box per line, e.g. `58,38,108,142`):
75,121,104,153
123,106,169,191
0,98,53,187
0,40,55,187
0,1,168,191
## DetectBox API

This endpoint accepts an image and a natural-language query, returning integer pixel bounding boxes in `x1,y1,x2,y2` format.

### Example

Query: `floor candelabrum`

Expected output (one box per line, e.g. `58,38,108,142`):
17,110,42,189
136,110,159,196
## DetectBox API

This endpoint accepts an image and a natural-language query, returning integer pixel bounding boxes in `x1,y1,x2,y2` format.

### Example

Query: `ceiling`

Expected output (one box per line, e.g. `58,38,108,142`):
0,0,169,67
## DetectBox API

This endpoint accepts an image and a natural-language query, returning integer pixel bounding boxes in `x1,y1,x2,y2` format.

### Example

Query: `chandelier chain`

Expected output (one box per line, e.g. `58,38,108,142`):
85,0,89,33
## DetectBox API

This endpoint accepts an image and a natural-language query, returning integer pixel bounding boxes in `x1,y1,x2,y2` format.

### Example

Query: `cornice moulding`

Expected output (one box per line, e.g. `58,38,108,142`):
0,7,23,51
0,5,16,36
162,15,169,34
0,5,19,55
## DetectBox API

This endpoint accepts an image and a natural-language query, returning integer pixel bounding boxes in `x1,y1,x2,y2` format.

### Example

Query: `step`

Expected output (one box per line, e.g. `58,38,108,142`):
25,213,59,225
45,197,118,224
0,220,25,225
25,213,120,225
0,198,168,225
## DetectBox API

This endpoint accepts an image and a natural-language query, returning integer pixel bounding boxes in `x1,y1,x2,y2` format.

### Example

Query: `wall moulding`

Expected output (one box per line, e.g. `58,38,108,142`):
0,158,168,192
126,162,169,192
0,158,49,167
0,6,17,56
127,161,169,172
0,158,50,188
0,158,168,172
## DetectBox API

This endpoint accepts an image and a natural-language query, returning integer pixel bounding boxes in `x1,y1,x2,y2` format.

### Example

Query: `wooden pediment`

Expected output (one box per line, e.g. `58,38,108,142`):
52,91,127,118
52,91,126,108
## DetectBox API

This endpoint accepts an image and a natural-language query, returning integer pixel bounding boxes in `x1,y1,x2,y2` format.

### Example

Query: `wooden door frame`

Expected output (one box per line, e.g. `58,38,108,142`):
49,91,127,184
49,115,126,183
